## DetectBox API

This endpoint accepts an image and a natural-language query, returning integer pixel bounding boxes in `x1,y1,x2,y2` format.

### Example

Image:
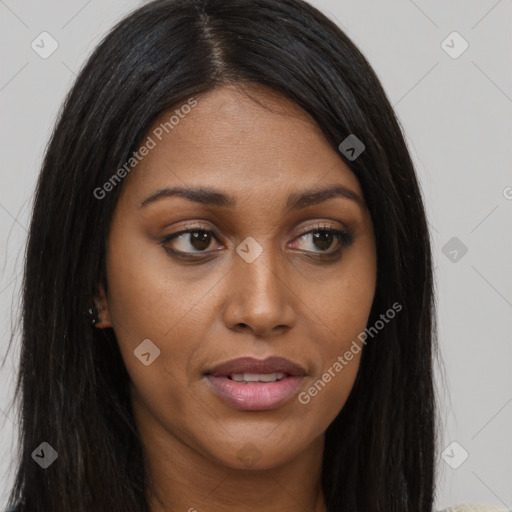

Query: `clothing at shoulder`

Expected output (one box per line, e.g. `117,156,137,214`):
439,503,510,512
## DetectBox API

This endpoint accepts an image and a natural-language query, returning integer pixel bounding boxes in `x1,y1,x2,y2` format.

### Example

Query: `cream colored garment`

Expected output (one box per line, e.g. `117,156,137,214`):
440,503,510,512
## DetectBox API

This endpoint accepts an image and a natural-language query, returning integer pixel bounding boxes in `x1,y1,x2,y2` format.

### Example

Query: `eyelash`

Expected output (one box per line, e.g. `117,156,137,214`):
160,223,354,261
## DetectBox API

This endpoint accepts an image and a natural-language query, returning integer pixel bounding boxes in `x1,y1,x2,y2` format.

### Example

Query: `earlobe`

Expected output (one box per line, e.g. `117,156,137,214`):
90,283,113,328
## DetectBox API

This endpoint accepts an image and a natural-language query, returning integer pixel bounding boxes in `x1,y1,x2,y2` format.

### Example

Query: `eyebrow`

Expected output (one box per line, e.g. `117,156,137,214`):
140,184,363,211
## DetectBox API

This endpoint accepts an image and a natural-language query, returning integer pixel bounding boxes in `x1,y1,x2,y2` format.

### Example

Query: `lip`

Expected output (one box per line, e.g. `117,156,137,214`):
206,356,307,377
203,356,307,411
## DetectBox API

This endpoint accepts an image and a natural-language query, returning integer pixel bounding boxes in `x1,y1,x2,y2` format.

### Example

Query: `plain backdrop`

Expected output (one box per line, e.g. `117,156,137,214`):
1,0,511,510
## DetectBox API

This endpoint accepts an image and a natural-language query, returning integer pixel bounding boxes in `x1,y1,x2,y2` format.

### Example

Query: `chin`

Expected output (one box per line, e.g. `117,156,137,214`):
205,434,310,471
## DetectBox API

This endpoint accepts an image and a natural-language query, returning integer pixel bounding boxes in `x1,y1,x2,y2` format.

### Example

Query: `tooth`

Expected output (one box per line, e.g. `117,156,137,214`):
258,373,278,382
243,373,260,382
228,372,288,382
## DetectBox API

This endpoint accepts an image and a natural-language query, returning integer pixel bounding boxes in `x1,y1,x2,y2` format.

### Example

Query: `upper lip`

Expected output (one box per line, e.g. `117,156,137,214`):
205,356,307,377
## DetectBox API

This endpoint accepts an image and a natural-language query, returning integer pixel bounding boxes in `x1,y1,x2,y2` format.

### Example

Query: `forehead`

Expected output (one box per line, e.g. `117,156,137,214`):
120,84,362,203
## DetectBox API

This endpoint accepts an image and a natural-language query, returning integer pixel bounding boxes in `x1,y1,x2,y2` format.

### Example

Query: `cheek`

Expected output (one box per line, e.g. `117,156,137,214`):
296,282,369,431
105,242,167,348
316,242,376,345
105,224,214,344
296,242,376,418
299,352,361,409
104,235,206,430
104,227,193,388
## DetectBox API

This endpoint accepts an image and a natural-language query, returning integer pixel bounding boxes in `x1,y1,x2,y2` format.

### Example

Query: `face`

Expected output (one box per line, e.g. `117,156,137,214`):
96,84,377,471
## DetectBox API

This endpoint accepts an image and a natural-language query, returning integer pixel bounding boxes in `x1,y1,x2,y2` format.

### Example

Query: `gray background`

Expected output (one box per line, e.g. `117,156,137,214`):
1,0,511,509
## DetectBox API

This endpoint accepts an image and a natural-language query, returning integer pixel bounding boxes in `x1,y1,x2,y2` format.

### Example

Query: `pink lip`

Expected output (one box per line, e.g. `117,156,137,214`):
206,356,306,377
204,356,307,411
205,375,304,411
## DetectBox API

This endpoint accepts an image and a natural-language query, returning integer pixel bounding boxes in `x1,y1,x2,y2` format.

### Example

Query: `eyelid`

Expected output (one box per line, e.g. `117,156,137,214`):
164,220,348,238
163,221,219,240
296,222,348,237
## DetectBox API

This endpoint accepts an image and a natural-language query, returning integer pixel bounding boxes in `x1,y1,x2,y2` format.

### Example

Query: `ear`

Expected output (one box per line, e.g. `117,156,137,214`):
92,283,113,329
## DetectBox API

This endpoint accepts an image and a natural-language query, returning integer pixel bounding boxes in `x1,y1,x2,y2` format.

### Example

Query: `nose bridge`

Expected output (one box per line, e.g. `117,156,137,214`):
225,234,294,334
237,234,283,302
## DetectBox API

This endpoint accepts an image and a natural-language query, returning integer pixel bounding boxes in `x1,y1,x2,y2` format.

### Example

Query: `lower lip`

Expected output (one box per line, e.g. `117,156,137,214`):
204,375,304,411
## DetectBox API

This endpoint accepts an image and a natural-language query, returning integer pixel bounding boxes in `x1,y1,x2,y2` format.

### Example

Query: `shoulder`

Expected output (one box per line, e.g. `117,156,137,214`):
438,503,510,512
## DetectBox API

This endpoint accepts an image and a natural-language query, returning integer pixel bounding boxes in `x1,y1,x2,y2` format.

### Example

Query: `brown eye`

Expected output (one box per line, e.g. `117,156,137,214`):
310,230,337,251
293,226,354,255
162,229,219,254
186,230,212,251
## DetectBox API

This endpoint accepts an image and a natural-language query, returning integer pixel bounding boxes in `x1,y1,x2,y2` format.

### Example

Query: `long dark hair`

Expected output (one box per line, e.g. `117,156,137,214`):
5,0,438,510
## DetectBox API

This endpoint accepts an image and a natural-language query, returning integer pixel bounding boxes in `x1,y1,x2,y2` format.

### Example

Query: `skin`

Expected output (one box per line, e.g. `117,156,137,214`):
94,84,377,512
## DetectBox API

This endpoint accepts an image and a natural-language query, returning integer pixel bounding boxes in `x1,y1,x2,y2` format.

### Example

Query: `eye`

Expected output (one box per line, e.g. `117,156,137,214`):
160,225,221,257
290,224,354,258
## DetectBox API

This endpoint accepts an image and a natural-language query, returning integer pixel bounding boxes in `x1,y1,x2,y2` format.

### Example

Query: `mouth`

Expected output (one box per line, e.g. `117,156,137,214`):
203,356,306,411
224,372,288,383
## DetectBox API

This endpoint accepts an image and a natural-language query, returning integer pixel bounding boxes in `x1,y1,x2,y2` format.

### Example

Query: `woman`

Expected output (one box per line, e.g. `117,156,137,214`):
4,0,506,511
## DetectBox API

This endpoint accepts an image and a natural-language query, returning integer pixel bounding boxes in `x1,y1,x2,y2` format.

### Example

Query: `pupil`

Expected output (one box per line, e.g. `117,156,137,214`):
313,231,333,251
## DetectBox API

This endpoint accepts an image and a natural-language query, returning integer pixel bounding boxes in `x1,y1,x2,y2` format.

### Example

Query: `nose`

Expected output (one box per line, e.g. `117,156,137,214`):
222,241,296,338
